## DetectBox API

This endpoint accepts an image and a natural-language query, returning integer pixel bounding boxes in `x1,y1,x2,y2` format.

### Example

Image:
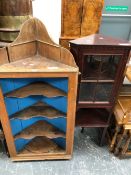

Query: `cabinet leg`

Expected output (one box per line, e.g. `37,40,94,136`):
100,127,108,146
0,139,6,153
81,127,85,133
120,131,131,159
114,129,127,156
110,125,121,152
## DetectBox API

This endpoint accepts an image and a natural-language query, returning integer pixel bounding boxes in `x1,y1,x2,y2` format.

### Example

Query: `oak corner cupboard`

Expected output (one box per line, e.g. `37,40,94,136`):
70,34,131,145
0,18,78,161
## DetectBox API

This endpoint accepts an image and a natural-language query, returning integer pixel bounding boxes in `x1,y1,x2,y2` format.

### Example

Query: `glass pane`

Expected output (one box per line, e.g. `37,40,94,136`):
82,55,121,80
79,82,96,102
95,83,113,102
79,82,113,102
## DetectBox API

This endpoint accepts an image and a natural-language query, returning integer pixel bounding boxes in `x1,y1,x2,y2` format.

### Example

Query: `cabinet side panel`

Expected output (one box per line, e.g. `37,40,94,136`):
66,73,78,155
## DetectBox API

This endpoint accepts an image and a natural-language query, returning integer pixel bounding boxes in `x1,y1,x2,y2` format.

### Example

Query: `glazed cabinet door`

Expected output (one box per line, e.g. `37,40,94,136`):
79,54,123,105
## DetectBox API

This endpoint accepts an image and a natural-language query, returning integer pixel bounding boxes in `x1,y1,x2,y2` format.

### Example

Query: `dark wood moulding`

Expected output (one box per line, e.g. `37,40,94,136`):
5,82,67,98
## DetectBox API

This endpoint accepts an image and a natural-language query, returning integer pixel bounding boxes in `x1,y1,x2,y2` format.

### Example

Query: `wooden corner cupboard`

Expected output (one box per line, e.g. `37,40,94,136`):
70,34,131,145
0,18,78,161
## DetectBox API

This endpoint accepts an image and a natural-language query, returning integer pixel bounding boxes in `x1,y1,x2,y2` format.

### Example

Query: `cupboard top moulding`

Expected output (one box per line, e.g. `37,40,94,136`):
0,17,78,78
70,34,131,48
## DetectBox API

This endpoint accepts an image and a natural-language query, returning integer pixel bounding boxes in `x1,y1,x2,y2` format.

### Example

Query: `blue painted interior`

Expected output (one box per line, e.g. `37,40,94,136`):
0,78,68,94
0,78,68,153
5,96,67,116
11,117,66,135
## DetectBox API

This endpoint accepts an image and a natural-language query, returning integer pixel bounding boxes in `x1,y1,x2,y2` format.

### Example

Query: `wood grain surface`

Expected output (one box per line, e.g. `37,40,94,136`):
0,0,32,16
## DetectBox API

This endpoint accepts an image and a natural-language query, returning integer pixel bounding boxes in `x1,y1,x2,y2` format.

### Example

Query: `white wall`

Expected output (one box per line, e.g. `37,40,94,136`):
32,0,61,44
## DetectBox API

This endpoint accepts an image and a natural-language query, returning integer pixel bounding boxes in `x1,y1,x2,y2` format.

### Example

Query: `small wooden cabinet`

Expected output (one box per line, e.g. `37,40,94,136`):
0,18,78,161
60,0,104,49
70,34,131,145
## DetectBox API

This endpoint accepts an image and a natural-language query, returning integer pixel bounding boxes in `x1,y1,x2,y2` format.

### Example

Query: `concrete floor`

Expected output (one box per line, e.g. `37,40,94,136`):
0,128,131,175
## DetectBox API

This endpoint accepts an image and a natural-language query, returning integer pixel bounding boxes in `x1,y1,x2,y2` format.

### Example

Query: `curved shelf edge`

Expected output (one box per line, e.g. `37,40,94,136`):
14,120,66,140
5,82,67,98
18,136,65,155
10,102,66,120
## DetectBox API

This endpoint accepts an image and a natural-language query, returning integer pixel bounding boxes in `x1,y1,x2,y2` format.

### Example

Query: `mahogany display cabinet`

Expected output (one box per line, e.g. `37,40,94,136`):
70,34,131,145
0,18,78,161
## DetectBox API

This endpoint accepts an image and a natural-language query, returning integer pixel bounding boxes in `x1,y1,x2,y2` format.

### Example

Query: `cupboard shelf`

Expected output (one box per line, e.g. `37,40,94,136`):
76,108,109,127
10,102,66,120
14,120,65,140
5,82,67,98
0,55,78,73
0,28,20,32
119,85,131,96
18,136,65,155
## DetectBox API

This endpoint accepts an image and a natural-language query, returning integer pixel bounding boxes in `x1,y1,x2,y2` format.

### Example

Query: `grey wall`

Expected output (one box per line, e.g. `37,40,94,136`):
100,0,131,41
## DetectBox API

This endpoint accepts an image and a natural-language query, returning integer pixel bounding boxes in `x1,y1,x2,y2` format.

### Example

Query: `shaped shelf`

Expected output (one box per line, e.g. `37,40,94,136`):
14,120,65,140
0,28,20,32
5,82,66,98
19,136,65,155
10,102,66,120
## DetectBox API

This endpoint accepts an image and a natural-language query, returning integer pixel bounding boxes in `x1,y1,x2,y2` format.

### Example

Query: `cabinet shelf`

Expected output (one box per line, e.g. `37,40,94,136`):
18,136,65,155
0,55,78,74
5,82,67,98
76,108,109,127
15,120,65,140
119,85,131,96
81,80,114,83
0,28,20,32
10,102,66,120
